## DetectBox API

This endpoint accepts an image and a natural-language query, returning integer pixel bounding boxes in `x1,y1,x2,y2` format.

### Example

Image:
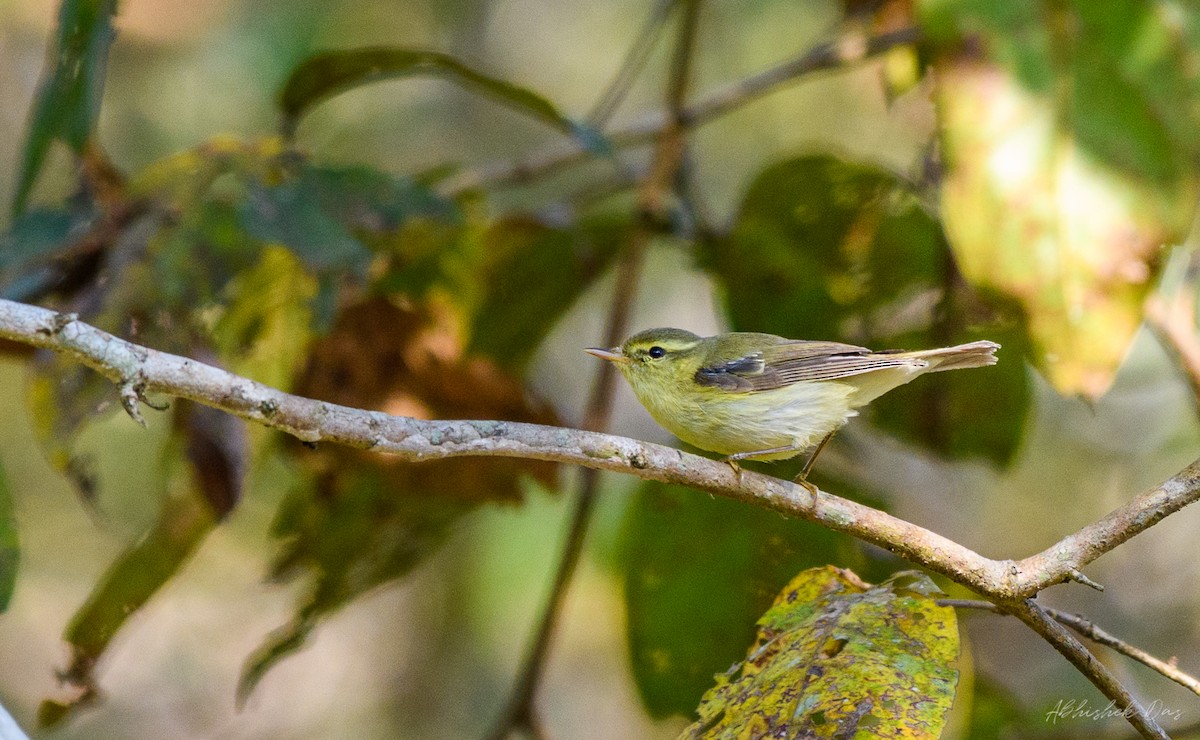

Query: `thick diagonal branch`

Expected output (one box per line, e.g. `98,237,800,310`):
5,298,1200,604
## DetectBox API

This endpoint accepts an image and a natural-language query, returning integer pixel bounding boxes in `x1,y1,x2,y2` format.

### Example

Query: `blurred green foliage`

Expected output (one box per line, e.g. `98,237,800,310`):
12,0,116,217
924,0,1199,399
0,464,17,614
0,0,1198,736
620,480,868,718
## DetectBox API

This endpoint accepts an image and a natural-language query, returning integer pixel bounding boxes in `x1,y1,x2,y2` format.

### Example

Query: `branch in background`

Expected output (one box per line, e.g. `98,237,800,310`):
441,26,922,195
487,3,703,737
5,298,1200,603
941,599,1200,698
585,0,679,128
1009,600,1168,740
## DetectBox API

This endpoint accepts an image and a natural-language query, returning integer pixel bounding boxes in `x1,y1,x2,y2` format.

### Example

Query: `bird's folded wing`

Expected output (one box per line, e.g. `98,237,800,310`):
695,340,920,391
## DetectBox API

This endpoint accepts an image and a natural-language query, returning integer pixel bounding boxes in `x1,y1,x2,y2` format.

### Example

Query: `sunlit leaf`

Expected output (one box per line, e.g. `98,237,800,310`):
11,0,117,216
705,155,1028,465
0,462,19,613
621,481,868,718
923,0,1200,398
278,47,606,152
212,246,317,392
684,566,959,738
469,213,624,370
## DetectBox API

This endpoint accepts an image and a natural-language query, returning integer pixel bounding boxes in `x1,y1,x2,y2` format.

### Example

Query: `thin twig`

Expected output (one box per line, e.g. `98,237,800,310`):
1009,600,1168,740
941,599,1200,697
486,4,703,737
441,26,922,195
586,0,679,128
1049,609,1200,698
6,298,1200,603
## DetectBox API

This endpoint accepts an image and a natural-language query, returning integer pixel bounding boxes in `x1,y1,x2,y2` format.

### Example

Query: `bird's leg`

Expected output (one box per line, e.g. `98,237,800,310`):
722,445,803,463
793,432,835,504
796,432,834,482
722,445,800,477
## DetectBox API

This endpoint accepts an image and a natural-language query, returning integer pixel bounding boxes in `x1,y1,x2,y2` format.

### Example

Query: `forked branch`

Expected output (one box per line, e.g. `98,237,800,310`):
2,297,1199,739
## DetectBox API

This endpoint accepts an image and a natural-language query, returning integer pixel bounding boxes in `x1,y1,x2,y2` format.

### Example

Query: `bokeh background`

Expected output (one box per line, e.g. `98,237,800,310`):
0,0,1199,738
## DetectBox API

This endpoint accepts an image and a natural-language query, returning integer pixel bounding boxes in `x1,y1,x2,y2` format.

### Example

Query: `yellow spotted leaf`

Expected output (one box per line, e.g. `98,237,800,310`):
684,566,959,739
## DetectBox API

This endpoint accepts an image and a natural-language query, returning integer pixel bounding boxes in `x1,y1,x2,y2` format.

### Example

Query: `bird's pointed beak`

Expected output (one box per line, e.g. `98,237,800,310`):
585,347,628,364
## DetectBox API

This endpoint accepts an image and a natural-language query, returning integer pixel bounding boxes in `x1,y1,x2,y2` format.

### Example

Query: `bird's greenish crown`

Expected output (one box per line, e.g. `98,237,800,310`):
619,328,703,360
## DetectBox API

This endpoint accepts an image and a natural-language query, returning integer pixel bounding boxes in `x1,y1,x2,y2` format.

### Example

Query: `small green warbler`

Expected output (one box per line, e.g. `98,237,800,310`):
586,328,999,480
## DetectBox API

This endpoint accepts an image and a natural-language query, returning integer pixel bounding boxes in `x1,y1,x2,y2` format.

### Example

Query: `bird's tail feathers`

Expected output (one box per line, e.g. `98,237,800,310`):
910,340,1000,372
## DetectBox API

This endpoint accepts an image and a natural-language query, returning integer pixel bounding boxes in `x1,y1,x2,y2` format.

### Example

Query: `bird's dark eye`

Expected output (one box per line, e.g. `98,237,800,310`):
647,346,666,359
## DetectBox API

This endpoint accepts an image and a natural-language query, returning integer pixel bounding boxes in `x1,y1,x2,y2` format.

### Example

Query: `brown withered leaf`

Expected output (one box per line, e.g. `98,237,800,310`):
241,296,560,702
294,295,558,500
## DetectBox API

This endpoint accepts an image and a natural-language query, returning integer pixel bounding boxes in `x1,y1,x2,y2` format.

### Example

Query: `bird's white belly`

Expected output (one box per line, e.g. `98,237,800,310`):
652,382,858,458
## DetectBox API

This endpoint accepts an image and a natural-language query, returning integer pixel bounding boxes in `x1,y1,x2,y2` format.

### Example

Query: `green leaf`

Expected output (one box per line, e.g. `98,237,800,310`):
684,566,959,738
299,165,459,227
212,246,317,392
238,465,470,705
705,156,940,340
963,677,1029,740
621,481,867,718
12,0,117,217
0,462,20,613
922,0,1200,398
46,482,217,726
238,178,371,274
0,208,81,270
867,314,1031,465
0,206,95,301
704,155,1029,465
469,213,624,370
278,47,606,152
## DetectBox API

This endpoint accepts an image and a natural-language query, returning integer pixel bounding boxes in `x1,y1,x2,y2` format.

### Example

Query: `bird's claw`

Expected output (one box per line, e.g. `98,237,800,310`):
793,474,819,505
